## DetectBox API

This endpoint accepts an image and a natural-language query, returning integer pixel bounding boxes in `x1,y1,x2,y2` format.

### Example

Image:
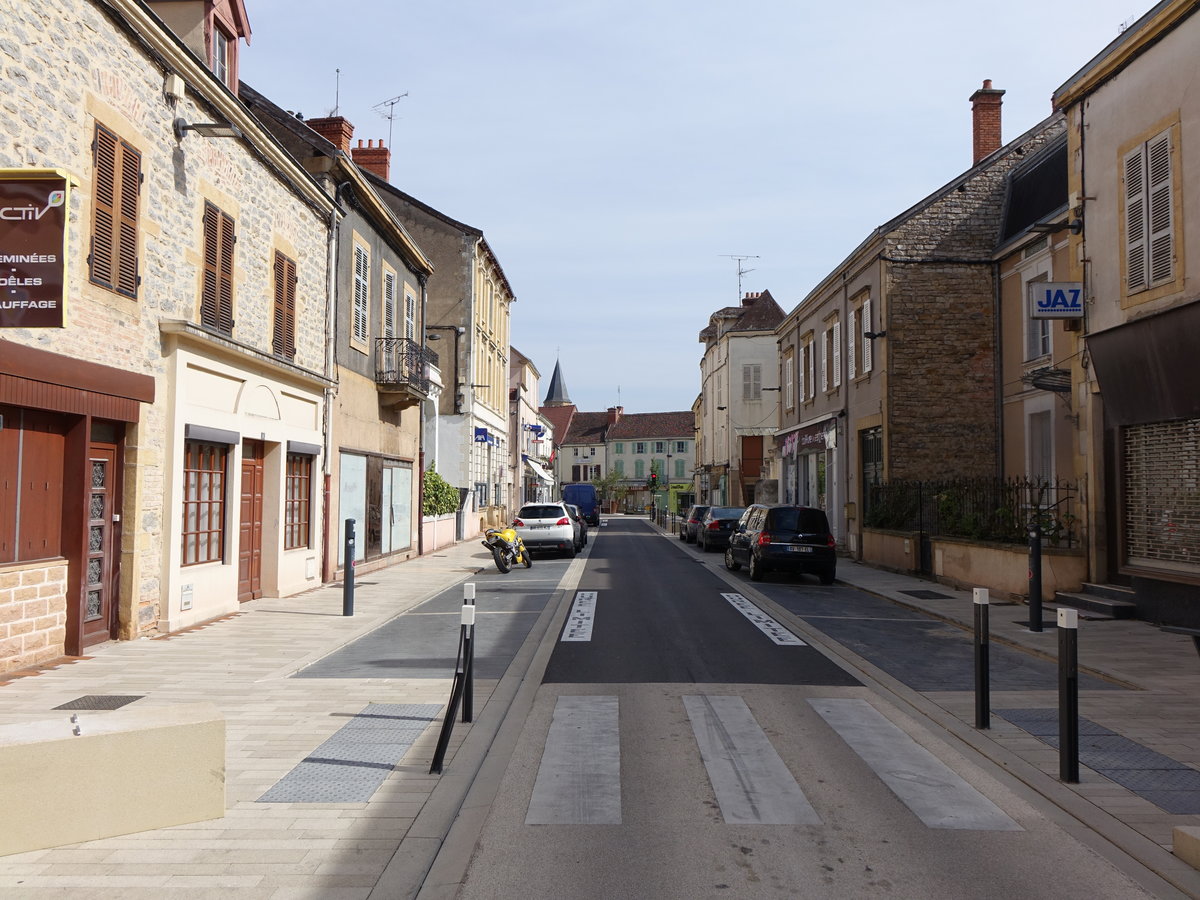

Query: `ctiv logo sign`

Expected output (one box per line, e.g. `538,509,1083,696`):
0,172,70,328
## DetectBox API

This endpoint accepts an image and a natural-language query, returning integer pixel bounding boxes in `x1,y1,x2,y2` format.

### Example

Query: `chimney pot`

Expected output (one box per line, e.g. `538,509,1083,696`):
304,116,355,152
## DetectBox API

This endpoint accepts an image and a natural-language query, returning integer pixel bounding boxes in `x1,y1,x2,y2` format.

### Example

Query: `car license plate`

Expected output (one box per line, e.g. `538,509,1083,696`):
788,545,812,553
531,525,550,529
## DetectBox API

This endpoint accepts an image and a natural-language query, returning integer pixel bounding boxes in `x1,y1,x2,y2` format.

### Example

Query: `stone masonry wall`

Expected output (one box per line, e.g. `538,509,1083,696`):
0,562,68,675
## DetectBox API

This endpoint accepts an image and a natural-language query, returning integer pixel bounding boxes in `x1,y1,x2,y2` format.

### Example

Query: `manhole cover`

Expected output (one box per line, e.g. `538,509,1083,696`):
54,695,144,711
900,590,953,600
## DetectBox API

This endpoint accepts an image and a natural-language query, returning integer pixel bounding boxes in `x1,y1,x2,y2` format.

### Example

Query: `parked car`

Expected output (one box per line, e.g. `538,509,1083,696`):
513,502,577,557
680,505,711,543
562,483,600,526
725,504,836,584
565,503,589,548
696,506,745,553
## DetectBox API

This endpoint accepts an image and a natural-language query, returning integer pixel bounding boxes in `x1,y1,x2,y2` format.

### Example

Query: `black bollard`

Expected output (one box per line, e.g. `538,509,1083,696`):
343,518,355,616
462,583,476,723
1028,520,1043,632
973,588,990,729
1058,608,1080,783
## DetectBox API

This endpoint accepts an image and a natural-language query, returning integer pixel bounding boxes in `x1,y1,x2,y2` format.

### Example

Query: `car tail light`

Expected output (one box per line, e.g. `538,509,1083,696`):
513,518,525,527
757,532,772,546
827,535,836,548
556,517,571,526
707,521,720,530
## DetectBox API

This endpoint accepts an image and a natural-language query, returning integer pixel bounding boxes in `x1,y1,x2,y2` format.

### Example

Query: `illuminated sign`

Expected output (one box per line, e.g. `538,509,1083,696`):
0,171,70,328
1028,281,1083,319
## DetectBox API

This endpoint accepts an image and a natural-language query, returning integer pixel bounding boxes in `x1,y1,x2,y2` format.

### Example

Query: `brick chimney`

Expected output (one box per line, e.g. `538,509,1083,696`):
607,406,623,426
742,291,761,305
969,80,1005,164
305,116,354,152
351,139,391,181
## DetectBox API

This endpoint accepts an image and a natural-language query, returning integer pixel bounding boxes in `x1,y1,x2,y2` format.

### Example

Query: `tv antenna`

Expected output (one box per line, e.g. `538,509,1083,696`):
720,254,759,300
373,92,409,148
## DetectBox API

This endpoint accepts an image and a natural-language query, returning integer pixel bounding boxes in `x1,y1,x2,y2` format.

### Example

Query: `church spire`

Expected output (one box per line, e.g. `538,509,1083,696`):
543,359,572,407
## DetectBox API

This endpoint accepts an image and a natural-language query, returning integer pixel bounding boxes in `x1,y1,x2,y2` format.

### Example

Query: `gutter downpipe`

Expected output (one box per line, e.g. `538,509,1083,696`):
417,272,429,556
322,179,351,584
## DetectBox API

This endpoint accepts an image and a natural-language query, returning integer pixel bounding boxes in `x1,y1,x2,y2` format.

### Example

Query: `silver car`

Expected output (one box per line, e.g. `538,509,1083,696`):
513,502,578,557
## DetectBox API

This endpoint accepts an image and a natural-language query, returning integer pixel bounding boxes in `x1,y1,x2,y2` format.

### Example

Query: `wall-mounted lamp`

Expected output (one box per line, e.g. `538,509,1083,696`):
716,406,727,411
864,330,887,340
762,386,782,391
1029,218,1083,235
173,118,243,140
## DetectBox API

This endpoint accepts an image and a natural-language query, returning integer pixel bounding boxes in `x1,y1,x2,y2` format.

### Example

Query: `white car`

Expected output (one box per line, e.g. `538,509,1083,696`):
513,502,578,557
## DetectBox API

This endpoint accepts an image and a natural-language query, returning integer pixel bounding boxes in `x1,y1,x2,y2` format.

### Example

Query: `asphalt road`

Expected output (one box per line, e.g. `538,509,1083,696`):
448,519,1171,899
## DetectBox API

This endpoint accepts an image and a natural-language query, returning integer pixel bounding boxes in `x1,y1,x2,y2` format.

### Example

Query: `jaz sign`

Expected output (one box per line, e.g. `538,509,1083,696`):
0,170,70,328
1028,281,1084,319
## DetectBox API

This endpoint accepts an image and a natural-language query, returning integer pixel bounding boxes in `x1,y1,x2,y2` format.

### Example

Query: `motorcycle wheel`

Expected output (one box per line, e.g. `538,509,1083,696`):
492,545,511,574
523,551,532,568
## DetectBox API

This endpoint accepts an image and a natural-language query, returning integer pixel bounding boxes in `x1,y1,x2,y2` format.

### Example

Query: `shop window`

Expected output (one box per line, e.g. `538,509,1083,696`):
284,453,312,550
182,440,228,565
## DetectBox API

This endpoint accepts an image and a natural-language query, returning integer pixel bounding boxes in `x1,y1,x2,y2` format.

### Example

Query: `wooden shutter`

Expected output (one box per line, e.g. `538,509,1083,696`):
91,126,117,288
201,203,235,333
91,124,140,297
383,271,396,339
1146,130,1173,287
353,245,369,343
116,140,141,296
862,299,873,372
272,252,297,359
1124,144,1147,293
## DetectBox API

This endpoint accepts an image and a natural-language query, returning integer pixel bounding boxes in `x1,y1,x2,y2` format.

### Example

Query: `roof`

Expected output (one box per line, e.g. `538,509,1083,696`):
543,359,571,405
997,134,1069,248
607,412,696,440
561,412,610,445
538,404,576,447
699,291,785,341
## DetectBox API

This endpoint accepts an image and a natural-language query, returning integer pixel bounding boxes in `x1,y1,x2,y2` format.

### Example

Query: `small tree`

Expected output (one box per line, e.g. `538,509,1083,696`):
591,467,625,503
423,467,460,517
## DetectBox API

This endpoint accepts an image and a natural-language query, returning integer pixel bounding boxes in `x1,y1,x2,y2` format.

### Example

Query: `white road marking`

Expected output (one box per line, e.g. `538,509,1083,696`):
809,698,1022,831
526,695,621,825
684,695,821,825
721,593,806,645
561,591,598,641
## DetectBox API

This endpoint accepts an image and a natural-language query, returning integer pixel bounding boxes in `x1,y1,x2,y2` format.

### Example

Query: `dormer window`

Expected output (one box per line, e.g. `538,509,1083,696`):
212,28,231,85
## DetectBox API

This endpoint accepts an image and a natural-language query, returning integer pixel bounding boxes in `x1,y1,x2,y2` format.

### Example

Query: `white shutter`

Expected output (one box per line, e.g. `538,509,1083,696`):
807,341,816,399
383,272,396,338
796,344,805,402
847,309,857,379
832,321,842,388
1124,144,1147,293
863,298,873,372
405,291,417,340
821,332,829,393
1147,130,1173,287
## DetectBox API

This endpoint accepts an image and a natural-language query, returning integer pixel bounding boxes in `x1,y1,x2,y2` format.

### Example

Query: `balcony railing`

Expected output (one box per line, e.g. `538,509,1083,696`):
375,338,436,407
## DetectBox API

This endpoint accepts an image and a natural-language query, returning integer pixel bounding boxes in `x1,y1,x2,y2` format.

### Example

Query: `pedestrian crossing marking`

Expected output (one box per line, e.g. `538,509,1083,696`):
809,698,1022,831
526,695,621,824
721,593,806,645
561,591,598,641
684,694,821,825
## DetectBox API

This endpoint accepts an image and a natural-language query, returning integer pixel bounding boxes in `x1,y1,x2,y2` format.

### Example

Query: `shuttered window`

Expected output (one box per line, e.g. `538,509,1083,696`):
405,289,417,340
1123,418,1200,574
382,270,397,339
742,363,761,400
1124,128,1175,294
201,202,235,333
353,243,370,344
271,251,297,360
862,298,873,373
90,122,141,298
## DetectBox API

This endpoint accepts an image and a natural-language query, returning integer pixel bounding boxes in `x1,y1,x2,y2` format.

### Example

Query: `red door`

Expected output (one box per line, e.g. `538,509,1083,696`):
82,442,121,647
238,440,264,602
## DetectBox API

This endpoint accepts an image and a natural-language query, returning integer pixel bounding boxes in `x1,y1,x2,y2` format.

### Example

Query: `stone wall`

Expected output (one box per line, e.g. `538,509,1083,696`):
0,562,68,675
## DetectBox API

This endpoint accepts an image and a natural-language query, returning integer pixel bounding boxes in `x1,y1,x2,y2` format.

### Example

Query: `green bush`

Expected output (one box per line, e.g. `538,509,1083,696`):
423,467,460,517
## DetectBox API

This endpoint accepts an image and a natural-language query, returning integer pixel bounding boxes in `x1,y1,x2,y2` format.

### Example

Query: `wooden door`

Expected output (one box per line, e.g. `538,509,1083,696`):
238,440,264,602
81,442,120,647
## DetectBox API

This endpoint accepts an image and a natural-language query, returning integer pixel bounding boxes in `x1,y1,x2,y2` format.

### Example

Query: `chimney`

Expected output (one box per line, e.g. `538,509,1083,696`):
742,291,761,305
351,138,391,181
607,406,623,426
305,116,354,152
969,80,1005,164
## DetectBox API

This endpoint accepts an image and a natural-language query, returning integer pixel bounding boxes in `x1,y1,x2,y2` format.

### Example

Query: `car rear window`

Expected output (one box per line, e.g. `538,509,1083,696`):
769,507,829,533
710,507,743,519
689,506,710,518
519,505,566,519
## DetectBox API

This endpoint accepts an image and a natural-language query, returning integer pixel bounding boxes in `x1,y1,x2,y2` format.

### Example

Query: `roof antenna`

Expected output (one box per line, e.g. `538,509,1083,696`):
333,68,340,115
720,254,759,300
374,92,409,148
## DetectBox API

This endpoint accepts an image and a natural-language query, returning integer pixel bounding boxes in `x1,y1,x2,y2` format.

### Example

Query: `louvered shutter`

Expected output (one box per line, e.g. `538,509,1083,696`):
405,291,416,340
284,257,297,357
91,125,117,289
832,321,842,388
353,245,369,343
217,209,235,333
821,333,829,393
847,309,857,379
201,203,220,329
862,299,873,372
796,345,805,402
1124,144,1147,293
383,271,396,339
1146,131,1173,287
116,140,141,297
272,252,297,359
807,341,816,398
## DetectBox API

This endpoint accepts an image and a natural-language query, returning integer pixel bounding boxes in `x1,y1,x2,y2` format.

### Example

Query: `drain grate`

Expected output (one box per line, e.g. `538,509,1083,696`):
54,695,144,711
900,589,953,600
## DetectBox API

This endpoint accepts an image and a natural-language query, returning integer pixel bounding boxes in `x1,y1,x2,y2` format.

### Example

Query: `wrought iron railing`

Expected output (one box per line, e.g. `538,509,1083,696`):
375,338,436,395
864,476,1080,548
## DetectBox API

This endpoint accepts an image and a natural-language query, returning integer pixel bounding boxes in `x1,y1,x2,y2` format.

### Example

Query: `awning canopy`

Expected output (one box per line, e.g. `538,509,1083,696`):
523,455,555,484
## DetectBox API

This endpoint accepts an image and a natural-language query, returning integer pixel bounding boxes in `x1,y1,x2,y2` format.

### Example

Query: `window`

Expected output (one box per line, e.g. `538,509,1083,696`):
797,337,808,402
614,442,624,454
654,441,665,454
573,447,579,457
182,440,227,566
823,316,841,391
590,447,596,457
676,441,686,453
352,243,370,345
742,364,762,401
805,335,816,401
1124,127,1175,295
90,123,141,298
849,296,873,379
614,459,624,475
382,269,397,339
285,453,313,550
272,251,297,360
635,442,646,454
405,289,417,341
675,458,685,479
635,459,645,478
783,348,795,410
212,28,231,86
1028,410,1053,482
1024,272,1051,361
591,465,601,479
201,202,235,334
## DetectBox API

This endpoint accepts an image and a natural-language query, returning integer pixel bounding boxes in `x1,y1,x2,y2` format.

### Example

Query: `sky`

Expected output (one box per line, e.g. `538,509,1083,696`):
238,0,1149,414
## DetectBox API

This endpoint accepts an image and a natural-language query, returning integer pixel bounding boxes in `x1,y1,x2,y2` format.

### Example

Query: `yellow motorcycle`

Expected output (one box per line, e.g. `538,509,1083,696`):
482,525,532,574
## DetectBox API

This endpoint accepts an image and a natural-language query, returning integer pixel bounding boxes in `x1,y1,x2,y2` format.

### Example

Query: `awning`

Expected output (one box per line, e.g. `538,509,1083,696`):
523,455,555,484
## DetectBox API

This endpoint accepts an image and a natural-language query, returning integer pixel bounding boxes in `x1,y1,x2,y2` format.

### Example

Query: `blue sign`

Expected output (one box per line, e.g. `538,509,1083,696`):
1028,282,1084,319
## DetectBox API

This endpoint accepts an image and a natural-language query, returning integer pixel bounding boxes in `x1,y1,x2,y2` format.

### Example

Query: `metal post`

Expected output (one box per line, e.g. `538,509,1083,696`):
1058,607,1080,783
1028,519,1043,632
462,583,476,723
343,518,355,616
973,588,990,729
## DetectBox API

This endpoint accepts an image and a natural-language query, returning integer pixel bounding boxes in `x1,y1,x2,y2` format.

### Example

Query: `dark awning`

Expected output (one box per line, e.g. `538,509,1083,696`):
1086,300,1200,426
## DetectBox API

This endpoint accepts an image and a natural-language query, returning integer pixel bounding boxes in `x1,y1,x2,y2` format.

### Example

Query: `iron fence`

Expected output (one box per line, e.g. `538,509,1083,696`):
864,476,1080,548
375,338,436,394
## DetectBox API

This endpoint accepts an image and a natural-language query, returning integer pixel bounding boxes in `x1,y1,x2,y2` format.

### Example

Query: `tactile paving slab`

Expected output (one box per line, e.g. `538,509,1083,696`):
999,708,1200,813
257,702,441,803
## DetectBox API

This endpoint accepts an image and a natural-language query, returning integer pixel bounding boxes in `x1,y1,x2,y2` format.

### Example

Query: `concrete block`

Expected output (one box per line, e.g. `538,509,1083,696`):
1176,825,1200,870
0,702,225,856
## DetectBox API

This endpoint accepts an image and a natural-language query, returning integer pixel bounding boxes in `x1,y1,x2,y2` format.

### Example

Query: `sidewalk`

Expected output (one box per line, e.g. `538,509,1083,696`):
0,539,500,898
